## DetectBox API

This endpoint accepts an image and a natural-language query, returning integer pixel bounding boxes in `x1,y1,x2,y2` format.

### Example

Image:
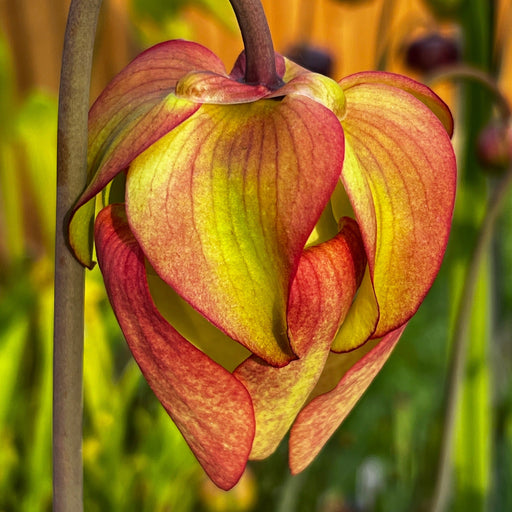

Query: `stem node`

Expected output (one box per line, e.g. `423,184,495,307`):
229,0,282,89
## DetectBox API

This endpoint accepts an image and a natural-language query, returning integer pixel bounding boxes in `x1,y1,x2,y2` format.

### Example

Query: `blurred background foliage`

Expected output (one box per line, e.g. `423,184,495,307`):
0,0,512,510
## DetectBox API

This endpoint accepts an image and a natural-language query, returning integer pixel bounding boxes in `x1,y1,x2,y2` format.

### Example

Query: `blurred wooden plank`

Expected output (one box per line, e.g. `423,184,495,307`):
0,0,509,107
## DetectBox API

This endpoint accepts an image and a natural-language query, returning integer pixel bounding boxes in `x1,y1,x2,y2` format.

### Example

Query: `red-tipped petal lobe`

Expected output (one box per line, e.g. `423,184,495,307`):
70,40,224,267
126,96,344,366
289,325,405,474
176,71,272,103
269,70,346,119
87,40,224,192
333,81,456,350
94,204,255,490
234,218,366,459
339,71,454,136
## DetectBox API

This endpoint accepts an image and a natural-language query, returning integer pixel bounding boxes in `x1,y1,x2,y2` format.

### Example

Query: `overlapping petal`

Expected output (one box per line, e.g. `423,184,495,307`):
87,40,224,188
270,67,346,119
175,54,346,117
339,71,454,136
73,36,457,486
146,267,251,373
125,95,345,366
176,70,272,103
332,75,456,351
94,204,255,490
70,40,225,267
234,218,366,459
289,325,406,474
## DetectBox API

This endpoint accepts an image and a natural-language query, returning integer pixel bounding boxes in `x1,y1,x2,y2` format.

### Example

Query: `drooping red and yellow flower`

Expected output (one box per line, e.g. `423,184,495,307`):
70,40,456,490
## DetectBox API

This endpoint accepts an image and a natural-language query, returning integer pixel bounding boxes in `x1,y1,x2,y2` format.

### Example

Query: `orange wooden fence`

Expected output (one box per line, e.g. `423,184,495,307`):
0,0,510,104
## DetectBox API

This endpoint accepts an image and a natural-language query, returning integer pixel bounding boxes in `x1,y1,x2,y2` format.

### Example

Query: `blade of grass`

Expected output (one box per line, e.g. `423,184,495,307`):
25,282,55,511
453,257,492,512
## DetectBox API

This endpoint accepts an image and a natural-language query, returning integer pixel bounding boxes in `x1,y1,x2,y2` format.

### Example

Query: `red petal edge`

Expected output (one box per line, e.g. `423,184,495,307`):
339,71,454,137
233,218,366,459
288,324,406,474
94,204,255,490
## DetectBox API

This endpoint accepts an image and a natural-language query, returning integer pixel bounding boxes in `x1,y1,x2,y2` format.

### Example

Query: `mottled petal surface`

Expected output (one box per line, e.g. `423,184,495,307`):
269,69,346,119
126,96,344,366
94,204,255,490
70,40,223,267
176,71,272,103
289,325,405,474
332,81,456,349
146,267,251,372
340,71,454,136
234,218,365,459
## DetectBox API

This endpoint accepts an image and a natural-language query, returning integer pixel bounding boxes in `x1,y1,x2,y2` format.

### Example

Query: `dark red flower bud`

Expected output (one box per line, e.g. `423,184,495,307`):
286,43,334,77
477,121,512,172
405,33,460,74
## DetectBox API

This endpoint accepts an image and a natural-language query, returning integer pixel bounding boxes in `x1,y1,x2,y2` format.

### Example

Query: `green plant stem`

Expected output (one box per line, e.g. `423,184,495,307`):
229,0,282,89
54,1,102,511
430,164,512,512
430,4,494,509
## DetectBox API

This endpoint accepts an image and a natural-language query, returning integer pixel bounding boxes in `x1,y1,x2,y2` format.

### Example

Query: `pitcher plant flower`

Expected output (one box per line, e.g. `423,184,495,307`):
69,1,456,491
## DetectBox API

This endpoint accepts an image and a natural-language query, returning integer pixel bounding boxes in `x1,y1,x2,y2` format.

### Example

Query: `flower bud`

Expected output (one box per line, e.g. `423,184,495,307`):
405,33,460,74
286,43,334,77
477,121,512,172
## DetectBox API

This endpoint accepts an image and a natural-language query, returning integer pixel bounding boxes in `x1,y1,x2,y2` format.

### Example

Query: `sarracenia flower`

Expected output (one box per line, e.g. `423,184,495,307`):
69,38,456,489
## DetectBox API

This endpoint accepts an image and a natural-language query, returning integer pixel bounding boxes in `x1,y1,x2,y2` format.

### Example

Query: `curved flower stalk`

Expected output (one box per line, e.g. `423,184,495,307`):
69,39,456,489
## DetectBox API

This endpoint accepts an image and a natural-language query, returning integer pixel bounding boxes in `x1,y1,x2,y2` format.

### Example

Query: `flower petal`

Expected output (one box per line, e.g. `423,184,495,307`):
174,53,346,107
70,40,224,267
289,325,405,474
339,71,454,136
126,96,344,366
332,80,456,349
332,267,380,352
234,218,366,459
146,266,251,372
176,71,272,103
94,204,255,490
269,66,346,119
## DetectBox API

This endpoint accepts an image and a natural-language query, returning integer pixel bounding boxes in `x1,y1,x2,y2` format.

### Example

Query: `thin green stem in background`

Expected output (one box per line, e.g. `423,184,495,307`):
429,3,495,510
430,163,512,512
428,65,511,121
429,68,511,512
54,1,102,511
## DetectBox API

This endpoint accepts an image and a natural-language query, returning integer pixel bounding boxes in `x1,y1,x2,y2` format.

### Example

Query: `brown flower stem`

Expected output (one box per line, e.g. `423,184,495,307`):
229,0,282,89
428,65,511,121
54,1,102,510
